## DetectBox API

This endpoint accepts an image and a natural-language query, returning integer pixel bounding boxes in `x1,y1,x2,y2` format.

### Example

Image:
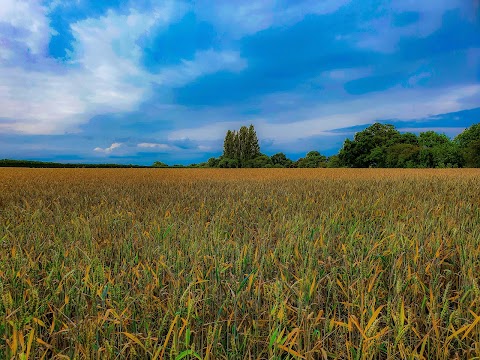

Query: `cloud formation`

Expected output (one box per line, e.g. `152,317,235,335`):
0,0,479,164
94,142,123,153
0,0,246,135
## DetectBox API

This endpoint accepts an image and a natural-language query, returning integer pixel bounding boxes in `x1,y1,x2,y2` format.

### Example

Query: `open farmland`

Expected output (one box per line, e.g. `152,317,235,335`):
1,168,480,359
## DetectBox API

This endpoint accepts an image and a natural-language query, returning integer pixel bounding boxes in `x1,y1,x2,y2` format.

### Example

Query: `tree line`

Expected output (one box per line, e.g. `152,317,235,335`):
0,159,149,168
3,123,478,168
199,122,480,168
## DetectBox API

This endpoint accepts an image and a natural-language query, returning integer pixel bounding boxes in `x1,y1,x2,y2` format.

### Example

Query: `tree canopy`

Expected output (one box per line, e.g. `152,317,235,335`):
455,124,480,167
335,122,476,168
222,125,261,167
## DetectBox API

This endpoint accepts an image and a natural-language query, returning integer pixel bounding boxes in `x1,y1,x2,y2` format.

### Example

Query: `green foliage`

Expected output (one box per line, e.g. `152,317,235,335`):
220,124,261,167
247,124,261,160
430,143,463,168
336,122,479,168
462,140,480,167
270,153,294,168
415,131,463,168
246,154,273,168
385,144,421,168
223,130,235,159
218,157,239,168
0,159,147,168
207,157,220,168
339,123,401,167
326,155,343,168
398,132,419,145
152,161,169,168
455,123,480,148
296,151,327,168
419,131,450,147
455,124,480,167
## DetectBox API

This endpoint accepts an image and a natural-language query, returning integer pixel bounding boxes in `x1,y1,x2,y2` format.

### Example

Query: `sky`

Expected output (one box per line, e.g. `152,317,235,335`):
0,0,479,165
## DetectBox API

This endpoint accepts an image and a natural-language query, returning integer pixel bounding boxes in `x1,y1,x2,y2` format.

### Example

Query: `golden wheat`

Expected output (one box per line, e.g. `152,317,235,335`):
1,168,479,359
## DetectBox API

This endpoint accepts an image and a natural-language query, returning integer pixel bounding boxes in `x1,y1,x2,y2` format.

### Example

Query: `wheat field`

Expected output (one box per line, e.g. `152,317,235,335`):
1,168,480,359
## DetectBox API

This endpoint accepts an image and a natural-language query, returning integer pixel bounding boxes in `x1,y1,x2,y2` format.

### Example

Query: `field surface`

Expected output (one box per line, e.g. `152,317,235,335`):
1,168,480,359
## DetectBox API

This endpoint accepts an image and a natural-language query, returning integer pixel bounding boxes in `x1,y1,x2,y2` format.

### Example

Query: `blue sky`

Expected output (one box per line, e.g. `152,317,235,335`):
0,0,479,164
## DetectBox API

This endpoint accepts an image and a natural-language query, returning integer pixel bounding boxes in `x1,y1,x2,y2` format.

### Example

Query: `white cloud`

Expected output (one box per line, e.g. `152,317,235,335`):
356,0,467,53
319,67,372,81
0,0,50,56
94,142,123,153
0,3,176,134
197,0,350,37
0,67,87,134
155,50,246,86
327,70,349,80
0,1,247,135
136,141,214,154
407,71,432,86
168,84,480,143
0,47,13,61
390,0,462,14
138,142,172,150
258,84,480,142
168,120,246,142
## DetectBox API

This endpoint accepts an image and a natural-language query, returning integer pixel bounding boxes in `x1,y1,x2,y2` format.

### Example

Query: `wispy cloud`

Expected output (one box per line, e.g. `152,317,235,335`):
0,0,50,58
354,0,465,53
0,3,177,134
197,0,350,37
137,142,172,150
155,50,247,86
168,84,480,143
94,142,123,153
136,141,212,153
0,2,247,135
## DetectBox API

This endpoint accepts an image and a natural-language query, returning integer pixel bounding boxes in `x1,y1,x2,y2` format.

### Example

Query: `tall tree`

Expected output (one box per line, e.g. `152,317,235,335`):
223,130,235,159
247,124,261,160
222,124,261,167
238,126,249,164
